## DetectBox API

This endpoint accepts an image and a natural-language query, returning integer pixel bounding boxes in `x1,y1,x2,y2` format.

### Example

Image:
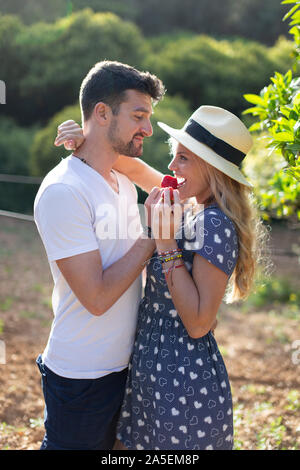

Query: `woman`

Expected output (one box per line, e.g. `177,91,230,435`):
55,105,267,450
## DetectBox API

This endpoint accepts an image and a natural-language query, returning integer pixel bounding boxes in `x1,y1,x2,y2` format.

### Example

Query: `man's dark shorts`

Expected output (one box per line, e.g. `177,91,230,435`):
36,354,128,450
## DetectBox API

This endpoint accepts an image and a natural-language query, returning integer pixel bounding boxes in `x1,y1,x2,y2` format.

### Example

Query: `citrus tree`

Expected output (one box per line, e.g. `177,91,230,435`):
244,0,300,220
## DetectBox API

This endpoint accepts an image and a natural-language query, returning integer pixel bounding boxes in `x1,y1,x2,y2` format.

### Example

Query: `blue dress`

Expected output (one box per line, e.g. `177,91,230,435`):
116,204,238,450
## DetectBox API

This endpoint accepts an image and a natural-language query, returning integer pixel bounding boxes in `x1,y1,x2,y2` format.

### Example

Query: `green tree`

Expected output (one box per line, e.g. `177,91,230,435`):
244,0,300,220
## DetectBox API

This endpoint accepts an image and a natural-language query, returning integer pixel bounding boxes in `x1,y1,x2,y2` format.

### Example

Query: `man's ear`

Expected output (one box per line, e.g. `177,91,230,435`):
94,102,112,126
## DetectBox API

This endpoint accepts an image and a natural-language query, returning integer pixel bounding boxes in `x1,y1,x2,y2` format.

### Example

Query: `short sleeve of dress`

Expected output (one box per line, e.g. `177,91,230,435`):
182,206,239,276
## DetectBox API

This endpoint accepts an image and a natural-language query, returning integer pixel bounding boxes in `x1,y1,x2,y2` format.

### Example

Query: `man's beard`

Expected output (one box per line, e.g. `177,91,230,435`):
108,119,143,158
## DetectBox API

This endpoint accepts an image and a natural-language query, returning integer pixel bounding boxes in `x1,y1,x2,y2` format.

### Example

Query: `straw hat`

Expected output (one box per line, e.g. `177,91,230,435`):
157,105,253,187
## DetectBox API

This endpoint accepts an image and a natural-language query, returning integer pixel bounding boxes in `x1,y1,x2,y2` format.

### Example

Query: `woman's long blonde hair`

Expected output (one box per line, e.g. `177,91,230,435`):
201,160,271,303
169,137,271,303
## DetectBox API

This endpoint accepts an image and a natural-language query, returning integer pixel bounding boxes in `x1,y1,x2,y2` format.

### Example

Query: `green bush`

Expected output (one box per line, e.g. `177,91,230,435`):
143,35,296,116
245,275,300,308
0,117,39,213
0,117,38,175
30,104,81,177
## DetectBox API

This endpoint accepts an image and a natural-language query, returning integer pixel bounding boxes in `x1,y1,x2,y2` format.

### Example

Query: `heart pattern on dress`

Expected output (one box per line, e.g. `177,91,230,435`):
116,205,235,451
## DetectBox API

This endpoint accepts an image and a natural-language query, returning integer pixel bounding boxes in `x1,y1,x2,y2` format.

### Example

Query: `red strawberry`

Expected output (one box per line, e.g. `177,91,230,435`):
161,175,178,204
161,175,178,189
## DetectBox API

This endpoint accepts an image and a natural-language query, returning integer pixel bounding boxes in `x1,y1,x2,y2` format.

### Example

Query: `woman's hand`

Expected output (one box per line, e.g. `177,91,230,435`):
152,188,183,245
54,120,85,150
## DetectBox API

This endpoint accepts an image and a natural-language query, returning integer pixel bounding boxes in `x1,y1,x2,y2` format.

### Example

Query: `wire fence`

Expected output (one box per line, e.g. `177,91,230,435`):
0,173,41,222
0,174,42,185
0,209,34,222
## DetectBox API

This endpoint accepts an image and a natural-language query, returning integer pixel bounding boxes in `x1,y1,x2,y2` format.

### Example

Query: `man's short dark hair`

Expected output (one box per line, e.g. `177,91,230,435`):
79,60,165,121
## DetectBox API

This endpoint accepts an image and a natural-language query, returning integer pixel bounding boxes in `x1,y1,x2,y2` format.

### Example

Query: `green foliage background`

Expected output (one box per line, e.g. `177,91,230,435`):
144,36,294,116
244,0,300,221
0,10,145,126
0,0,299,218
0,0,289,44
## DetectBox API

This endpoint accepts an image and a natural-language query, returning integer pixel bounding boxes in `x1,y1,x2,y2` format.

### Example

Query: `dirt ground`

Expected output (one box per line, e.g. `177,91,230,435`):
0,217,299,450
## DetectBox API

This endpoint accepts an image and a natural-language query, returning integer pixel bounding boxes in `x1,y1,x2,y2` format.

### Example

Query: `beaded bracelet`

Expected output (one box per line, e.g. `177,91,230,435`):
158,248,182,263
159,253,183,263
142,251,182,267
158,248,182,256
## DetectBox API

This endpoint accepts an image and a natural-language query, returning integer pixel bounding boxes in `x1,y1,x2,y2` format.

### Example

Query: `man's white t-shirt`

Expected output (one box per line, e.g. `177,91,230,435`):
34,155,143,379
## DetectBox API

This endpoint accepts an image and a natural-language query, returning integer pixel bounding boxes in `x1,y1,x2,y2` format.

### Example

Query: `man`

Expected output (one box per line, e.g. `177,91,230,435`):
34,61,165,450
